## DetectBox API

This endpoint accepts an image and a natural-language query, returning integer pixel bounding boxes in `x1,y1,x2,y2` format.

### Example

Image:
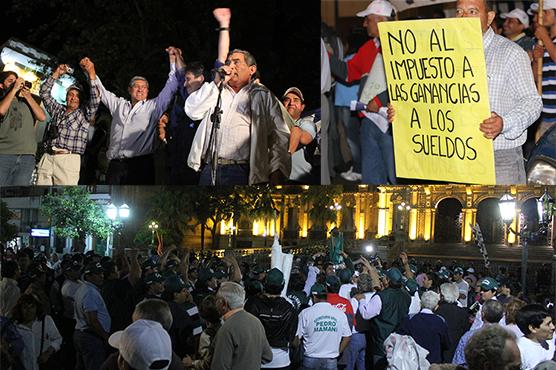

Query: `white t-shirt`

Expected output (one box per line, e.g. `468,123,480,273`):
455,279,469,307
296,301,351,358
262,348,290,368
517,336,556,370
350,292,375,334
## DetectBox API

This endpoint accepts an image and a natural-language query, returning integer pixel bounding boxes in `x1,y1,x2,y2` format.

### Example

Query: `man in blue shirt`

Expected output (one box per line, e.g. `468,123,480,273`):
73,262,111,370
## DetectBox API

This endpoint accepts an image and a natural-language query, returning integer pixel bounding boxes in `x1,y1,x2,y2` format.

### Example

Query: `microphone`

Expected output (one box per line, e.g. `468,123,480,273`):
216,60,231,76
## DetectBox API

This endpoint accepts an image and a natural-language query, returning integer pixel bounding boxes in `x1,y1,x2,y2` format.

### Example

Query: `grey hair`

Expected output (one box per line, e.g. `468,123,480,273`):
357,273,373,293
229,49,257,67
128,76,149,89
482,299,504,324
421,290,440,310
217,281,245,309
133,299,173,330
440,282,459,304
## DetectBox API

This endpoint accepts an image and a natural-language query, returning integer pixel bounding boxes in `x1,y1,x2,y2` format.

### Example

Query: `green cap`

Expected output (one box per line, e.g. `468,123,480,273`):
265,268,285,286
310,283,327,296
385,267,403,283
144,272,164,285
480,277,499,290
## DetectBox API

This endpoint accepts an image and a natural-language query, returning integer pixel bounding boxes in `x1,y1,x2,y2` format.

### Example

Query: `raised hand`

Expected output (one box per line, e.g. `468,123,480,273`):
213,8,231,27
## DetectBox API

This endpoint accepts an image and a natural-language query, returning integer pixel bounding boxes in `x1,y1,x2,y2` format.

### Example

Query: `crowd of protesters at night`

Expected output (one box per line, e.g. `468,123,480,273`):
0,8,320,187
321,0,556,185
1,239,556,370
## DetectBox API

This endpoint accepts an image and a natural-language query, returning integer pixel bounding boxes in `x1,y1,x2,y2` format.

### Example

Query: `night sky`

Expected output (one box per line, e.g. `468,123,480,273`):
1,0,320,110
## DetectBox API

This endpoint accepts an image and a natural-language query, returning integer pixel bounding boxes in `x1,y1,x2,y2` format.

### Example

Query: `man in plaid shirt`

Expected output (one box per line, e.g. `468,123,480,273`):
37,58,101,185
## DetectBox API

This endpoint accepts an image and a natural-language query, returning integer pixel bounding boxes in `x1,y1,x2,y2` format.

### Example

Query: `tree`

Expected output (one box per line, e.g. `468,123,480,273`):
0,201,18,244
41,187,113,252
301,186,342,237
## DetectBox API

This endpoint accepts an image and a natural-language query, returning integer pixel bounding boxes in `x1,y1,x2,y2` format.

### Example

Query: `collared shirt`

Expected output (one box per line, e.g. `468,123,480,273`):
358,292,382,320
96,64,179,160
74,280,111,333
39,76,100,154
483,27,542,150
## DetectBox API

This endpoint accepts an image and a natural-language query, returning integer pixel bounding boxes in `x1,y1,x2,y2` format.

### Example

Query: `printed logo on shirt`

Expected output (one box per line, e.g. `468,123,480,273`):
333,303,347,313
314,315,338,332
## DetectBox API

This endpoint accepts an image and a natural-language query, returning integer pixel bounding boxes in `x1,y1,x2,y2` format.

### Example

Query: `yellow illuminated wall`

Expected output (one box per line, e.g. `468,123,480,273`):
358,214,365,239
463,209,475,242
424,209,432,241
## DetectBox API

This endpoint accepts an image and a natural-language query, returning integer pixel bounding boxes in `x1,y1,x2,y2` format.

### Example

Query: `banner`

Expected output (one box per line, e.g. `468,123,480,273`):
378,18,495,184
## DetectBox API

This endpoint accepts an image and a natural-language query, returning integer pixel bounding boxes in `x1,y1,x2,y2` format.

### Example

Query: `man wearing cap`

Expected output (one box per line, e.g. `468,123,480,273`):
453,267,469,308
186,49,292,185
454,0,542,183
470,277,502,330
500,8,535,51
326,275,355,328
329,0,397,185
37,58,101,185
162,275,202,359
143,272,165,300
94,47,181,184
108,319,172,370
294,283,351,369
74,262,111,370
245,268,298,370
355,265,411,369
532,0,556,140
212,281,273,369
283,87,318,183
0,70,46,186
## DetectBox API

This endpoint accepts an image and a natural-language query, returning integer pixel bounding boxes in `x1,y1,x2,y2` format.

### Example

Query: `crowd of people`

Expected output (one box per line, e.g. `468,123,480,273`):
321,0,555,185
1,242,556,370
0,8,320,187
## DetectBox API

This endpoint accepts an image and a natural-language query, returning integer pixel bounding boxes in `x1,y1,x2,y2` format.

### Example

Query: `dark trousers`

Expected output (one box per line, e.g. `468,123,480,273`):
74,330,107,370
106,154,154,185
199,163,249,185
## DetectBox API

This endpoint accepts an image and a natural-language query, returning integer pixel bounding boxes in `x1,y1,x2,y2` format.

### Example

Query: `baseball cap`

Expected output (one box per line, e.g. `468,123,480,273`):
480,277,499,291
141,259,158,271
165,259,178,269
466,267,475,274
403,277,419,295
500,8,530,27
310,283,327,296
529,0,556,15
109,319,171,370
356,0,397,18
385,267,403,283
325,275,342,289
282,87,304,103
83,262,104,275
144,272,164,285
62,260,82,272
454,267,464,275
408,264,418,275
164,276,187,293
198,268,215,282
265,268,285,286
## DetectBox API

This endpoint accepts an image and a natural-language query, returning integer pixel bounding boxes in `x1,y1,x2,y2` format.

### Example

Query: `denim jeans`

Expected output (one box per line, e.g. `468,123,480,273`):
0,154,35,186
199,163,249,185
345,332,366,370
302,356,337,370
360,118,396,184
337,107,361,172
73,330,107,370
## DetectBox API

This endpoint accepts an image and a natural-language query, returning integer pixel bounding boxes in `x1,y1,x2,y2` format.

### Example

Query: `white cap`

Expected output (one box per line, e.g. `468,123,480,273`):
500,8,530,27
528,0,556,15
109,320,172,370
356,0,397,18
466,267,475,274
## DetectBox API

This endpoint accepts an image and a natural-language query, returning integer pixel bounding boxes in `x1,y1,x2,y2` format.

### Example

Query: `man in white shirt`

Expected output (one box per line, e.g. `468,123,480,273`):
185,49,291,185
453,267,469,308
294,283,351,370
516,303,556,370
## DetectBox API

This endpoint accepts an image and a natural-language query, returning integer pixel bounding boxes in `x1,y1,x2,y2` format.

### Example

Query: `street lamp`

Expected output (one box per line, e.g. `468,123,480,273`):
148,221,159,245
498,191,555,298
105,203,131,256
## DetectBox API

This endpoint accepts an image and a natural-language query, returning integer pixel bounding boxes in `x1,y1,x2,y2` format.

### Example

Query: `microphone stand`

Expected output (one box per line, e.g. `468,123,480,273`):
207,71,226,185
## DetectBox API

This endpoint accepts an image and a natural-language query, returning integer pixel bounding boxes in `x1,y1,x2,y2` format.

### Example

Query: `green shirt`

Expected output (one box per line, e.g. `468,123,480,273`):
0,97,37,155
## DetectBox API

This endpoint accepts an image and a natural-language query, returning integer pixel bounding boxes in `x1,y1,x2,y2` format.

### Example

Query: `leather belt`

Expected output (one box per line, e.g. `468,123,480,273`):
48,147,72,155
217,159,248,165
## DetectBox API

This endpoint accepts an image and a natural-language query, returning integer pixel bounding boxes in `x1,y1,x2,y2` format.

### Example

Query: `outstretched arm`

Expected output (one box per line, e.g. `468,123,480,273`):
79,57,101,122
39,65,67,117
213,8,231,64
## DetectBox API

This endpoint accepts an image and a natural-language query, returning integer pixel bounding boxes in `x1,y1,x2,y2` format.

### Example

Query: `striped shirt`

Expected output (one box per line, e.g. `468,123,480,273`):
541,37,556,123
483,28,542,150
40,77,101,154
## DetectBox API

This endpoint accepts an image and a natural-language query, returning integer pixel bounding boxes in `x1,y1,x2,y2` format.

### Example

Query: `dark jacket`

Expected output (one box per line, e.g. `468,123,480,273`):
435,301,471,362
244,294,298,348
